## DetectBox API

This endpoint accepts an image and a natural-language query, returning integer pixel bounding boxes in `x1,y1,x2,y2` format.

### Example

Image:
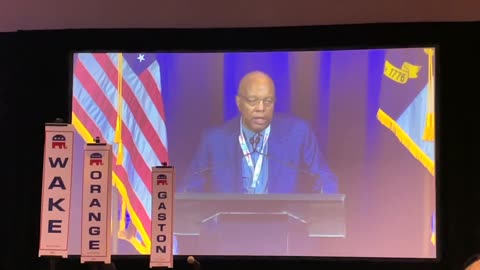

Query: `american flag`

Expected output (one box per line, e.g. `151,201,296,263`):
72,52,168,253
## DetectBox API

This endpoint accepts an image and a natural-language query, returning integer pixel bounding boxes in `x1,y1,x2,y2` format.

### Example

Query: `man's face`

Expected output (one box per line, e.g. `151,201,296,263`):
236,77,275,133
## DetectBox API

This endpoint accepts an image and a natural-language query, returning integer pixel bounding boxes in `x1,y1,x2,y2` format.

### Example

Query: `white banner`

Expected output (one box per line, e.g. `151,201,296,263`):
150,166,175,268
80,143,112,264
39,123,75,258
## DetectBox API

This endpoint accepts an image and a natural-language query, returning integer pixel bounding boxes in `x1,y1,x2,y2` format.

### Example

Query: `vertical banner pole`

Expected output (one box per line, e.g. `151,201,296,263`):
80,138,113,264
150,163,175,268
111,182,119,254
39,120,75,260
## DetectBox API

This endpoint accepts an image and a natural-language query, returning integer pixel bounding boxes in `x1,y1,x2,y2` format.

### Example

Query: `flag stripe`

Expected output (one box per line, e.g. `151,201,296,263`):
71,97,151,236
377,108,435,175
117,54,168,141
112,53,169,162
396,84,434,160
140,70,168,150
77,54,166,167
72,73,152,209
71,111,151,252
77,53,163,168
73,59,154,192
94,54,169,164
142,61,167,122
72,52,170,252
114,53,168,156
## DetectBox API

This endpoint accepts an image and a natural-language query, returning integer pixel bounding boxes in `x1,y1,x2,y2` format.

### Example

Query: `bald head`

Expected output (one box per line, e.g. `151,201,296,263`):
236,71,276,132
238,71,275,96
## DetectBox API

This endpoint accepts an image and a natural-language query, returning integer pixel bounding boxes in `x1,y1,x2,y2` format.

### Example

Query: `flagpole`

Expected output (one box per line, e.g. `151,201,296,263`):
423,48,435,142
111,52,125,255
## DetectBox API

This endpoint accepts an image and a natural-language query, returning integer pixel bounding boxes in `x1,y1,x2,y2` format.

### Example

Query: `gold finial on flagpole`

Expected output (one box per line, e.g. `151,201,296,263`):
423,48,435,142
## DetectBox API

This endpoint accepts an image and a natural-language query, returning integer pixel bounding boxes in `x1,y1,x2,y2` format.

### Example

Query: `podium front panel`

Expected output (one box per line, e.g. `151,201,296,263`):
174,193,346,255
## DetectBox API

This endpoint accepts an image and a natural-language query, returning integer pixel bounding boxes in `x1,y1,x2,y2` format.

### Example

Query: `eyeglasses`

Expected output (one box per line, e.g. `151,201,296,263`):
238,95,275,107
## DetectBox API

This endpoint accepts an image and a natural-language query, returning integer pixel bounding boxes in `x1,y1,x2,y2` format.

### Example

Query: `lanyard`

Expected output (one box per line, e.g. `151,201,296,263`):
238,122,271,189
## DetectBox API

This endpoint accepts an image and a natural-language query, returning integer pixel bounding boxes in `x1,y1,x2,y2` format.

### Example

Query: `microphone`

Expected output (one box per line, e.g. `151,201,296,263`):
247,134,315,176
183,131,336,193
187,256,201,270
189,137,316,178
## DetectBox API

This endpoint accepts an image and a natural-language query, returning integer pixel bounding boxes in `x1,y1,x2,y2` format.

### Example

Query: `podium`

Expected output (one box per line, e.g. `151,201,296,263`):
174,193,346,255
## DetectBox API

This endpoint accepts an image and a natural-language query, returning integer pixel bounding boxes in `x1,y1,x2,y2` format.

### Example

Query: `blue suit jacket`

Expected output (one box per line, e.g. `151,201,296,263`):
182,114,339,194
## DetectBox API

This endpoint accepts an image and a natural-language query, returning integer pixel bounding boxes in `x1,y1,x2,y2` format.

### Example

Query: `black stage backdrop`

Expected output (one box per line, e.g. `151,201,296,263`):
2,22,480,270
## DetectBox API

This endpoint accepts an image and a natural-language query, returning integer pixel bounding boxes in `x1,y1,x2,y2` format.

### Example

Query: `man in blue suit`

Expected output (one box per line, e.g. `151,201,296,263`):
183,71,338,194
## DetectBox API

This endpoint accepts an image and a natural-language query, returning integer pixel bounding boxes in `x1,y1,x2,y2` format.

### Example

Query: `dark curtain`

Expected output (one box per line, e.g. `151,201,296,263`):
0,32,16,270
